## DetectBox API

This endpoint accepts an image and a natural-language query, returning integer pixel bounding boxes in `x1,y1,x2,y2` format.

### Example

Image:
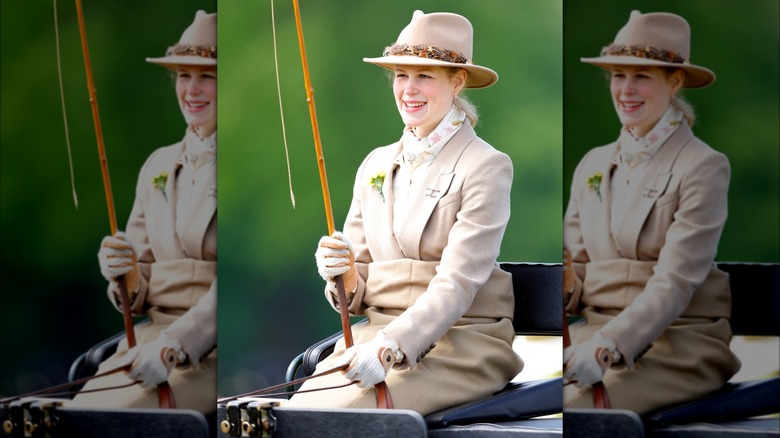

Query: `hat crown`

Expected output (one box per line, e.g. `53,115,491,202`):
395,10,474,60
613,10,690,60
177,10,216,47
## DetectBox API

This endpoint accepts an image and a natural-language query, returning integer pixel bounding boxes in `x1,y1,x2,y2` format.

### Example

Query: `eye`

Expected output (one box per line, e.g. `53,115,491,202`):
611,72,625,79
394,72,408,79
177,71,191,79
418,74,432,79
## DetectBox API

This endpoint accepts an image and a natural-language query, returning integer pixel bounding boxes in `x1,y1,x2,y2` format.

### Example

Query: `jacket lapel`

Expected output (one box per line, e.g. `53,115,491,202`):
147,145,187,260
395,124,473,259
582,146,622,260
615,123,693,258
177,160,217,259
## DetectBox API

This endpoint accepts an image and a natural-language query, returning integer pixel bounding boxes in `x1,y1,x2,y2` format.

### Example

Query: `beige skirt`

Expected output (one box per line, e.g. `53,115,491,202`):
287,309,522,416
564,309,740,414
68,314,217,414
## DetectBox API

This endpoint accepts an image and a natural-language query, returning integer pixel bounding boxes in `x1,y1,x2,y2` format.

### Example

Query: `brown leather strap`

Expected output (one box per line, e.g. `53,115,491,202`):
375,382,393,409
593,382,611,409
0,364,131,404
217,363,349,404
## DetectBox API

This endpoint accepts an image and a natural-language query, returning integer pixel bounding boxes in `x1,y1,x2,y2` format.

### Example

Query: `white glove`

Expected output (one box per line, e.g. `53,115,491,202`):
315,231,358,292
563,331,621,388
341,331,403,388
123,332,186,388
98,231,141,292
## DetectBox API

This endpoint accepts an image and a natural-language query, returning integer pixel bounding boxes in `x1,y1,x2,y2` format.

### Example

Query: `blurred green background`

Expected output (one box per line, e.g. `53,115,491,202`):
563,0,779,263
0,1,215,397
217,0,562,397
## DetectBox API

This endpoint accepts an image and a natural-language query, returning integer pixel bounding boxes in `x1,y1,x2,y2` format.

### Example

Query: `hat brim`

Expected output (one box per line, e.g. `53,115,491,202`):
146,56,217,70
363,56,498,89
580,56,715,89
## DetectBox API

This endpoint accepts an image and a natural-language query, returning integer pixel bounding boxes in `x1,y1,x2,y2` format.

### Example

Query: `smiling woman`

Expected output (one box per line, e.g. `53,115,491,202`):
67,10,218,414
283,10,524,415
563,10,740,414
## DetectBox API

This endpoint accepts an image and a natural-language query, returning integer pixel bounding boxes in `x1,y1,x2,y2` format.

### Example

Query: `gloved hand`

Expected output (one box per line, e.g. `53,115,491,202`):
563,331,621,388
98,231,141,293
340,331,404,388
123,332,186,388
315,231,358,293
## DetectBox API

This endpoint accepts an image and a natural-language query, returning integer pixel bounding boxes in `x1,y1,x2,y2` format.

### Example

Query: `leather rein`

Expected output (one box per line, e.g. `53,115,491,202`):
0,365,133,405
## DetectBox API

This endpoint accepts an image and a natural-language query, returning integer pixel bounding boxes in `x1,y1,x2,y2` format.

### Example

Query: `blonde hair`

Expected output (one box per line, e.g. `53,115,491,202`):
671,94,696,127
447,68,479,126
664,68,696,126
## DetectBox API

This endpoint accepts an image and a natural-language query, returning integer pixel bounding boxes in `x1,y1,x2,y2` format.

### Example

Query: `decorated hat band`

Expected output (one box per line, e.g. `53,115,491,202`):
382,43,473,65
166,43,217,60
602,44,685,65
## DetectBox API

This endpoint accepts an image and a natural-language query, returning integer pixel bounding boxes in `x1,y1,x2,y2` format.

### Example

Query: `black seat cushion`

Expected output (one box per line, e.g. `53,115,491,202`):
424,377,563,428
645,378,780,427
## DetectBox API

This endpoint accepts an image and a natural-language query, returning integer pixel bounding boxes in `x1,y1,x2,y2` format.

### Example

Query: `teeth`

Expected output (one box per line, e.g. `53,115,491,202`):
622,102,642,108
406,102,425,108
188,102,208,108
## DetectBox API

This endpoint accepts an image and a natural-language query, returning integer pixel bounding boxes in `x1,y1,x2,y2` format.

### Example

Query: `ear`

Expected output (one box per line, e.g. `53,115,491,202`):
452,68,468,93
669,69,685,94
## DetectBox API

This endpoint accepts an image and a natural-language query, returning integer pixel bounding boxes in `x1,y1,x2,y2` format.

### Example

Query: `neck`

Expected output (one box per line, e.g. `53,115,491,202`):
193,125,216,140
409,126,427,139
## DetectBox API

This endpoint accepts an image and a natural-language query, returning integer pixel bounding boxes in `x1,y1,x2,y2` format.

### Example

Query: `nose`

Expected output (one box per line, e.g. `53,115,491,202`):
186,77,203,95
620,78,636,96
404,78,418,95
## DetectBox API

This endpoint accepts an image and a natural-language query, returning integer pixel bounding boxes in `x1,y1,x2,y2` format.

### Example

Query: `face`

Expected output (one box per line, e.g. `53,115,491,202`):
175,65,217,137
393,65,466,137
610,65,683,137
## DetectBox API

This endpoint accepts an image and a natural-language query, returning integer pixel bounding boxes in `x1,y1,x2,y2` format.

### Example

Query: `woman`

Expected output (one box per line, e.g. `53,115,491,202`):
70,10,217,413
563,10,740,414
287,10,523,415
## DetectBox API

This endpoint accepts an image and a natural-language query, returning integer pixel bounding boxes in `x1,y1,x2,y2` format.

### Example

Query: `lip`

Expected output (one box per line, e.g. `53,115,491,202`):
403,101,426,112
186,100,209,113
619,100,643,113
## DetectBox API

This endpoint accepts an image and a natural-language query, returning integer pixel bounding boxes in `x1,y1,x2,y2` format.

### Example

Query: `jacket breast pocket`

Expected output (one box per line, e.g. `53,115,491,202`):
424,192,461,246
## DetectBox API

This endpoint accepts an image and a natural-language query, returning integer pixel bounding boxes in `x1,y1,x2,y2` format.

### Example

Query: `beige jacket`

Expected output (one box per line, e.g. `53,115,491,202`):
328,122,515,368
564,122,732,366
107,133,217,367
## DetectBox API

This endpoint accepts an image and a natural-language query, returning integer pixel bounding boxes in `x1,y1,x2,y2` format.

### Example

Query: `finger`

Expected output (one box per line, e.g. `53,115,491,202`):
319,237,348,251
322,256,351,267
316,246,350,258
320,265,351,279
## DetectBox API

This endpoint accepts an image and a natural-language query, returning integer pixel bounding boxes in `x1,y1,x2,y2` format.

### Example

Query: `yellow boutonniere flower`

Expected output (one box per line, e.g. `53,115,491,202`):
368,171,386,202
587,171,603,202
152,171,169,202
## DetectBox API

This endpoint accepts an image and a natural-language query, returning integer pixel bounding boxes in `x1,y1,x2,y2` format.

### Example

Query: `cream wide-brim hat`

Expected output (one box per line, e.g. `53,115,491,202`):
580,10,715,89
363,10,498,89
146,10,217,69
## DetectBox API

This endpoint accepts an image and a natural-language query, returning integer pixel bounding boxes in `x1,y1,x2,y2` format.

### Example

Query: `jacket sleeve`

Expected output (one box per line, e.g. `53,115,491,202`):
106,153,155,315
563,152,591,314
323,152,374,314
164,279,217,368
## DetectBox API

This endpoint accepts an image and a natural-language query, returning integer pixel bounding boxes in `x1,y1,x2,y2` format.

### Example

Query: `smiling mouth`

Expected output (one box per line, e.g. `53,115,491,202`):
621,101,643,110
404,101,426,109
187,101,209,110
